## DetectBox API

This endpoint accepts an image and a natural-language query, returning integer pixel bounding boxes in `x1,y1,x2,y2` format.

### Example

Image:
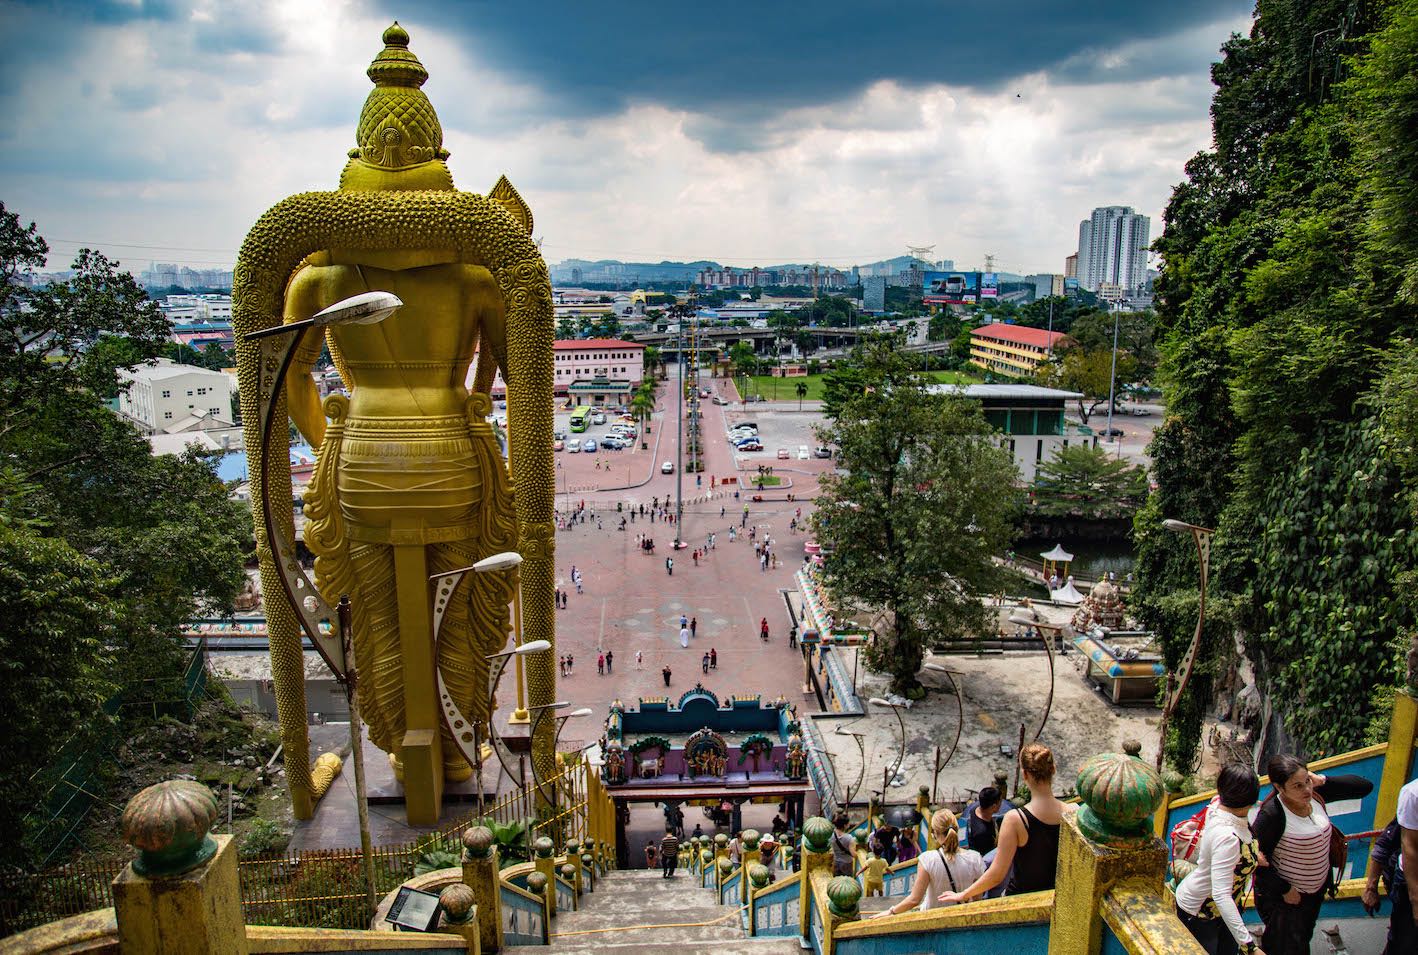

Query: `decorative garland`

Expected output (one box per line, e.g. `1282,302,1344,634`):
737,733,774,766
628,735,671,757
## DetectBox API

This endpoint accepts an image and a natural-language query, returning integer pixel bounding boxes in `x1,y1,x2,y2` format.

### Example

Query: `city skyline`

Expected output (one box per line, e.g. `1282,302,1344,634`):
0,1,1252,276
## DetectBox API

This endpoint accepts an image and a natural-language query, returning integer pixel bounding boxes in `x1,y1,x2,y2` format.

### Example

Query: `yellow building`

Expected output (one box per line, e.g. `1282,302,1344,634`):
968,322,1068,376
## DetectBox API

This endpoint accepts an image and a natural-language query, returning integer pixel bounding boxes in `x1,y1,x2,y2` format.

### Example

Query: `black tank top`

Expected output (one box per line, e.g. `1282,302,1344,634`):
1005,806,1060,894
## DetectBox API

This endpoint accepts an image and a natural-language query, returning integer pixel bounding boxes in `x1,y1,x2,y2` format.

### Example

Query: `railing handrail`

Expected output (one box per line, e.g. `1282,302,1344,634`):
751,869,801,902
1166,742,1389,811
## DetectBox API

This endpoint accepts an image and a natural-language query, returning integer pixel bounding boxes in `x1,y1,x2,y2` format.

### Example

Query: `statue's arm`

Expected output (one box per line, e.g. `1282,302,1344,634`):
284,269,328,447
475,271,510,391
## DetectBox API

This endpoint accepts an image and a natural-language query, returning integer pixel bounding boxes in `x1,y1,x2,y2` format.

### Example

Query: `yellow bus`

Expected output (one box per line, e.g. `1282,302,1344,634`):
569,405,593,433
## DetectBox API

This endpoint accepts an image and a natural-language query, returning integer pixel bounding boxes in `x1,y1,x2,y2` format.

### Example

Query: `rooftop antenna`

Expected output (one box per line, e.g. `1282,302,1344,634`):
983,253,997,273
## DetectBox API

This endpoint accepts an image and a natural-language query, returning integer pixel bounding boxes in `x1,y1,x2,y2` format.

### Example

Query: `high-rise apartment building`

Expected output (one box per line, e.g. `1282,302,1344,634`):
1075,207,1150,293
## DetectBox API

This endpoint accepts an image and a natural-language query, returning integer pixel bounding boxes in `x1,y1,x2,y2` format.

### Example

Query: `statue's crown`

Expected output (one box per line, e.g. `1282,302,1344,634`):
352,22,448,171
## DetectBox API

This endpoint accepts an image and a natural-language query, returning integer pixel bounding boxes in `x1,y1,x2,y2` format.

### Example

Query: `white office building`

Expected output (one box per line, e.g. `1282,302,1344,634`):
1076,207,1150,294
116,358,235,434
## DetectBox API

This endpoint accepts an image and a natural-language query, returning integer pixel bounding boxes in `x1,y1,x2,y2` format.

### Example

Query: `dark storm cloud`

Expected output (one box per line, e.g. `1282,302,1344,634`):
388,0,1250,117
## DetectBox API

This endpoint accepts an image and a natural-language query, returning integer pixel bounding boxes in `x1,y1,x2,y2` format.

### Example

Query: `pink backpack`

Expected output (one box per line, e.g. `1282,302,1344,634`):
1169,795,1221,863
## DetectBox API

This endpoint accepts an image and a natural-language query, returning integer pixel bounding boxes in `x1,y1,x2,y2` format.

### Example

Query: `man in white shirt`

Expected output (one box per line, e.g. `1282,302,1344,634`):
1395,778,1418,951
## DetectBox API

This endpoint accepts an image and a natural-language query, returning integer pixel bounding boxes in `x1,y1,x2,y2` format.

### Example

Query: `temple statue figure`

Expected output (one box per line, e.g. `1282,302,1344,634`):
233,23,556,823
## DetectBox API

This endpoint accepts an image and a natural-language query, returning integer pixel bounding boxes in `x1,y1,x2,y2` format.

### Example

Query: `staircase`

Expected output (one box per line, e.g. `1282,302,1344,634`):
504,869,803,955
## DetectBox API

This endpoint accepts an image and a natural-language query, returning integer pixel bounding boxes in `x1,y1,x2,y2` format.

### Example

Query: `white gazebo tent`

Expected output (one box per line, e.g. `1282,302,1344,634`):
1040,544,1074,585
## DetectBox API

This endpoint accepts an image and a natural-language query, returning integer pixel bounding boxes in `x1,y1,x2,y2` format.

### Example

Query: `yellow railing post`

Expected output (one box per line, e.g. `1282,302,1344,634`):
1376,692,1418,829
460,828,502,954
799,817,835,941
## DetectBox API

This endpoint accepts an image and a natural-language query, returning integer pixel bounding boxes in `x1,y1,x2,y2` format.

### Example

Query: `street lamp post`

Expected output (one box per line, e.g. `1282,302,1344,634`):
528,702,592,827
472,639,553,792
868,697,907,792
834,725,867,810
921,662,965,804
1104,304,1121,453
473,552,531,725
245,291,399,826
1156,518,1215,771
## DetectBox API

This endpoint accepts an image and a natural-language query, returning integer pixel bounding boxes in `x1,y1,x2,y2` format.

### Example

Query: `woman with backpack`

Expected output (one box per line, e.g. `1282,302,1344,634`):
874,809,985,916
1253,755,1373,955
1174,764,1264,955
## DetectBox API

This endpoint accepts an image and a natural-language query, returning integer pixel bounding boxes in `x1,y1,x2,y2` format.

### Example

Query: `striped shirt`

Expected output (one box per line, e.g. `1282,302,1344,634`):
660,833,681,859
1270,800,1331,894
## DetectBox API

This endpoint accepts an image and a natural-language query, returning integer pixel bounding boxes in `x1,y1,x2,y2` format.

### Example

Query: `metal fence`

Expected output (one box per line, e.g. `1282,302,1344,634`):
2,762,593,937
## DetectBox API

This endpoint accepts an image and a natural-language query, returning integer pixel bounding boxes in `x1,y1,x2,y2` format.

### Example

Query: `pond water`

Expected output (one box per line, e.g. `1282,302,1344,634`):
1012,536,1137,579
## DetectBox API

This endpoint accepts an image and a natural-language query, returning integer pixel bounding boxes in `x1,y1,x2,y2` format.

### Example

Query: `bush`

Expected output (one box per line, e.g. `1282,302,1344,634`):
240,818,290,858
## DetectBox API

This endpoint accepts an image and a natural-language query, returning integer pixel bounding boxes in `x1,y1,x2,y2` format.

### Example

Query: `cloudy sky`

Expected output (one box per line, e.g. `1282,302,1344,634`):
0,0,1253,276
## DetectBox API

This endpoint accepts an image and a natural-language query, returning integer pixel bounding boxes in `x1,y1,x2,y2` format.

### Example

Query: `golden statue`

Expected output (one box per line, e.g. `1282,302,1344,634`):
233,23,556,823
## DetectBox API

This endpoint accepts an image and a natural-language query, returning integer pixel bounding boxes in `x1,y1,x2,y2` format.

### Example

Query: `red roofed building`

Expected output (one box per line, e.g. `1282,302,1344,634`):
968,323,1069,376
472,339,646,405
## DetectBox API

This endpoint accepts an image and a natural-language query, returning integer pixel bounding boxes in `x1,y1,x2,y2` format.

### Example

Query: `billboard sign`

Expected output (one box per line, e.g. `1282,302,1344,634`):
980,273,999,299
923,271,979,305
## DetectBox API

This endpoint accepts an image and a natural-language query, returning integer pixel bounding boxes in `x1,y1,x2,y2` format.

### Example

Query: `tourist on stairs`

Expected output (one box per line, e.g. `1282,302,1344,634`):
1174,764,1264,955
875,809,984,915
1253,755,1373,955
938,743,1066,903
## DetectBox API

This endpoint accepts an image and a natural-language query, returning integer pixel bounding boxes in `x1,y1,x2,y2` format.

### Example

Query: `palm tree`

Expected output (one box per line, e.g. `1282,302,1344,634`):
796,380,808,411
644,345,663,381
630,384,655,446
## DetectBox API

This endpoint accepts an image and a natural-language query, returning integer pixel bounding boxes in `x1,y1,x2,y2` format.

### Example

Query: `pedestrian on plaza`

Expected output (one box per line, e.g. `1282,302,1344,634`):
693,550,699,566
729,526,736,542
558,655,565,677
597,653,605,675
702,652,710,674
575,572,584,595
635,649,643,669
679,625,690,649
760,553,768,572
789,627,797,649
709,648,717,669
680,613,688,630
662,665,672,687
760,618,770,642
721,505,726,518
645,841,658,870
690,616,697,639
666,556,674,576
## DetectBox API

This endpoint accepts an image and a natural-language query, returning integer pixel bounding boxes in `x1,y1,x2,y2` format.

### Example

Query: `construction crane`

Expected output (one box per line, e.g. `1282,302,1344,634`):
983,253,997,273
906,245,935,269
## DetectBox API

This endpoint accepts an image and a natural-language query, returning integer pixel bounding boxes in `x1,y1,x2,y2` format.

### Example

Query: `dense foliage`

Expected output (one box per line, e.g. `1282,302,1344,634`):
812,335,1019,693
0,203,250,867
1134,0,1418,767
1031,445,1148,520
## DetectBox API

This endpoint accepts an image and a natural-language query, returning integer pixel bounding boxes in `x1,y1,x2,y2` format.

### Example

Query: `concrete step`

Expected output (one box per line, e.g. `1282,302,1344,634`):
501,868,808,954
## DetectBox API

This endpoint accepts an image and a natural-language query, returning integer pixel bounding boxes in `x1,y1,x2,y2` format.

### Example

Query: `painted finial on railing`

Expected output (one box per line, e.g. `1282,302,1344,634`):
801,816,833,853
527,871,548,895
440,883,475,925
826,874,863,919
748,863,770,889
534,836,555,858
740,828,761,852
1075,740,1165,846
122,780,220,876
462,826,495,859
713,833,729,850
561,862,576,881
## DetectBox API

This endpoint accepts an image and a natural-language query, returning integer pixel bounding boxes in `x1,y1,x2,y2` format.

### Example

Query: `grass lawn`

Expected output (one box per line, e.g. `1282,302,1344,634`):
747,475,783,486
744,368,980,402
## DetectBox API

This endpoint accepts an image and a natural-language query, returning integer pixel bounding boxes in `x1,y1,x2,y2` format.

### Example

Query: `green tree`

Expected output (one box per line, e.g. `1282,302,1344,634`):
1031,445,1148,519
555,317,577,339
795,380,808,411
0,205,250,865
728,341,758,378
1034,346,1133,423
812,338,1018,694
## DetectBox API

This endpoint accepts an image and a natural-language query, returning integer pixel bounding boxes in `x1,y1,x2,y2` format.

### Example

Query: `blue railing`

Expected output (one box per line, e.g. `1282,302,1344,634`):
819,647,863,714
554,874,576,913
720,866,742,905
750,874,802,937
500,882,547,945
807,891,825,955
833,918,1052,955
881,857,917,896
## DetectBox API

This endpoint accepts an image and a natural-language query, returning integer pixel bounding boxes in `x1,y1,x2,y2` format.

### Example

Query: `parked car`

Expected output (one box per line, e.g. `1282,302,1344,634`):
1131,408,1148,417
814,446,832,458
568,441,580,453
797,445,810,460
1099,427,1124,438
601,436,627,449
737,442,764,452
553,439,564,451
733,436,762,448
777,448,790,459
583,438,598,451
592,412,606,425
661,461,674,474
712,396,729,405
